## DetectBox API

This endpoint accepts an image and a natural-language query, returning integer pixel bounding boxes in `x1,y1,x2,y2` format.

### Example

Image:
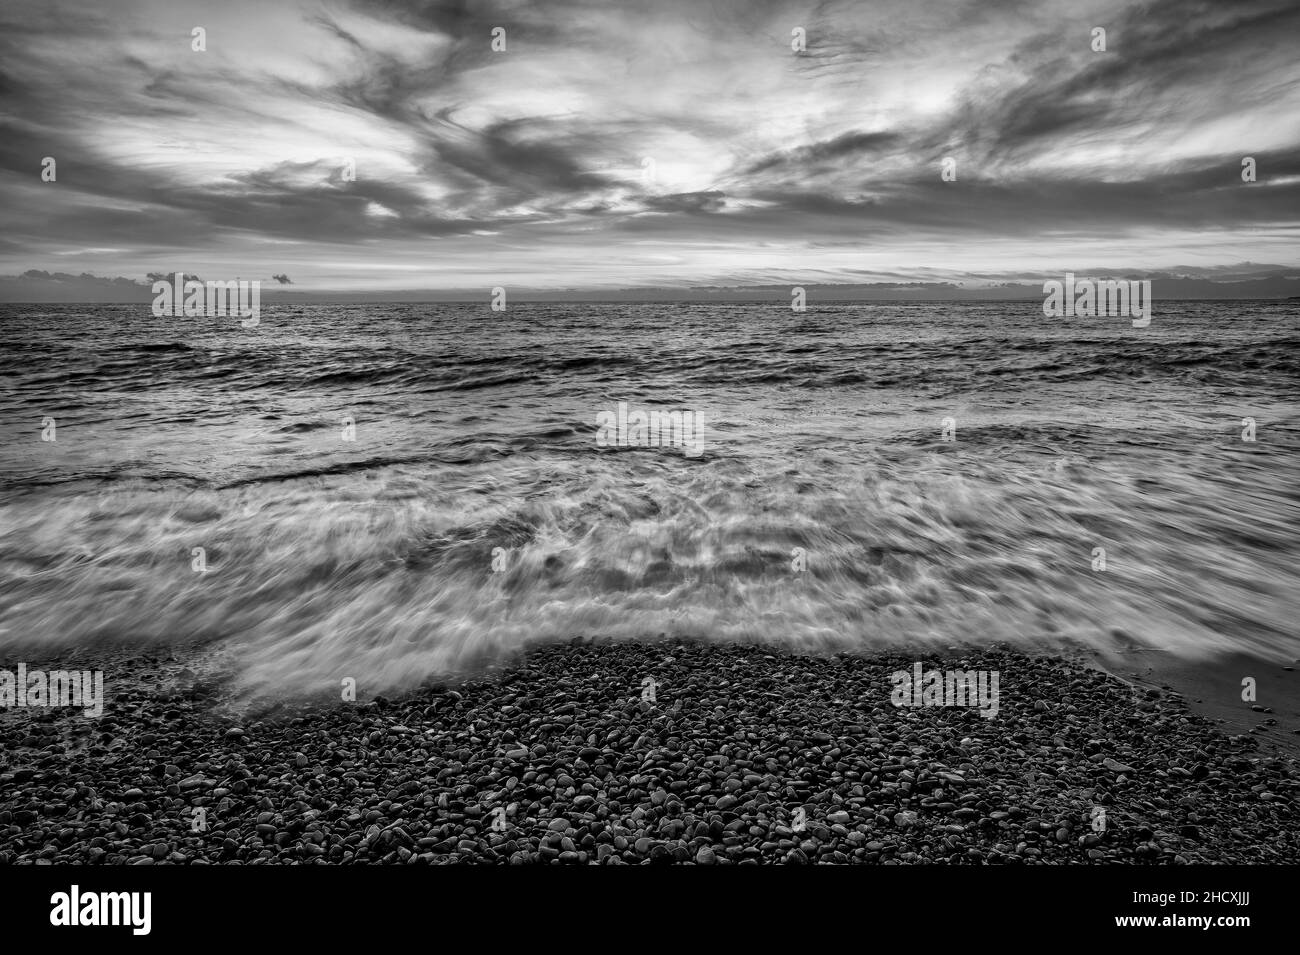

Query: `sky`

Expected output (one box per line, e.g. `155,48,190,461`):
1,0,1298,293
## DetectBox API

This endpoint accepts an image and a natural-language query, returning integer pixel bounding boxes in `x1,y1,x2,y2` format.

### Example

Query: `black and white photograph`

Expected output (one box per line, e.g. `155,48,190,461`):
0,0,1296,933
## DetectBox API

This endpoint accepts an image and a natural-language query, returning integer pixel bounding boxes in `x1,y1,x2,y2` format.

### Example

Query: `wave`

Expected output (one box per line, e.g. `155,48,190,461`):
0,436,1294,698
1,300,1296,699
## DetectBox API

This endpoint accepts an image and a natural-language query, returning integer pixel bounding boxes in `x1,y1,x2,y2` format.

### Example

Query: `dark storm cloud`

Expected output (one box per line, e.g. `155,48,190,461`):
418,117,616,203
741,131,902,176
933,0,1300,166
642,191,727,214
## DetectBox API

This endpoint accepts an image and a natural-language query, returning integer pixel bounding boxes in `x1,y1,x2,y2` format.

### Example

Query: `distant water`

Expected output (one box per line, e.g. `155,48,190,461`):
0,301,1296,695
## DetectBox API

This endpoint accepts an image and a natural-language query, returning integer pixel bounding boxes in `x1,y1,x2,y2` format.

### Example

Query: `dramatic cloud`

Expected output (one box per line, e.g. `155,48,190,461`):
0,0,1296,292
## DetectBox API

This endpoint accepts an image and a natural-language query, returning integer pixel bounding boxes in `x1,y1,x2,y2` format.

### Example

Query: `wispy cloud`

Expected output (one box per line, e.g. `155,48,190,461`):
1,0,1296,290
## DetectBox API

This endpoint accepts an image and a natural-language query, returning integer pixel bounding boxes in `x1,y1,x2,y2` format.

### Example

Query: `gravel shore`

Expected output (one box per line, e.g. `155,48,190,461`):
2,640,1296,864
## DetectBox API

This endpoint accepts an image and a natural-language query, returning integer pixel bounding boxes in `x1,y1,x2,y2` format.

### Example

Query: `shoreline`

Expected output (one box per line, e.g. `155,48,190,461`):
2,639,1296,864
1081,645,1300,759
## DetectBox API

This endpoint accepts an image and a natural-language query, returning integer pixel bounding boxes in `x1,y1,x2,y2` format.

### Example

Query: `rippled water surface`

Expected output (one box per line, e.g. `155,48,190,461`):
1,301,1296,694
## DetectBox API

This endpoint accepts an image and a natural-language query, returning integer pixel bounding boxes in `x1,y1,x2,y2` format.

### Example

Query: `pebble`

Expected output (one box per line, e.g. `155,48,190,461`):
2,641,1294,867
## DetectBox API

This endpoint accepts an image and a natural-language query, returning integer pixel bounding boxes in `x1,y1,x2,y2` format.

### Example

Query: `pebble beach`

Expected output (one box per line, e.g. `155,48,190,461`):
2,640,1295,865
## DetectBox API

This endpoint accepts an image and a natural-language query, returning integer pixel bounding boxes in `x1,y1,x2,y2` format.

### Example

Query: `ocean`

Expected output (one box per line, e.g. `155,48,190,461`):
1,300,1296,696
